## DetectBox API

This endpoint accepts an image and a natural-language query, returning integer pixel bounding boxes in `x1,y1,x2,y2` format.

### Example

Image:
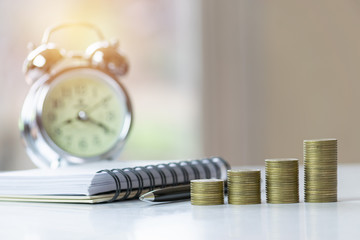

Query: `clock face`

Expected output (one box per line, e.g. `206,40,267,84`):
41,69,127,157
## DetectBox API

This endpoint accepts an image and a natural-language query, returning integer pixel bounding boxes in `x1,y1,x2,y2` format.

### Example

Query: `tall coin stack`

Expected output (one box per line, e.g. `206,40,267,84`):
265,159,299,204
227,170,261,205
304,139,337,203
191,179,224,205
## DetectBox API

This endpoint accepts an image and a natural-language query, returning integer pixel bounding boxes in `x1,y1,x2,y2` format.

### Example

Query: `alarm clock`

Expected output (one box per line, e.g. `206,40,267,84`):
19,23,132,168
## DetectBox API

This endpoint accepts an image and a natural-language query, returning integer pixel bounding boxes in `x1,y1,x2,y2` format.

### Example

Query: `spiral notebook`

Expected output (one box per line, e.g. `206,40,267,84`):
0,157,229,203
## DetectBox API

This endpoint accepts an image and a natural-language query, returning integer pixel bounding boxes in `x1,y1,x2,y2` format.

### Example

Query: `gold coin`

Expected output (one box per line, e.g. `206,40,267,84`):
227,169,261,205
265,158,299,204
191,179,224,205
304,139,338,203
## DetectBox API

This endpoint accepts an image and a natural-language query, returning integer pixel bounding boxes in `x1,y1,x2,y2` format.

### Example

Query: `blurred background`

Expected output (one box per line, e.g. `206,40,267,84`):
0,0,359,170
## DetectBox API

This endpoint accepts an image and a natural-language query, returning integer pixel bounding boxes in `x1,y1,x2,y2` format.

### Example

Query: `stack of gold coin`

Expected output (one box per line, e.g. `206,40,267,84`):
227,169,261,205
191,179,224,205
265,158,299,204
304,139,337,203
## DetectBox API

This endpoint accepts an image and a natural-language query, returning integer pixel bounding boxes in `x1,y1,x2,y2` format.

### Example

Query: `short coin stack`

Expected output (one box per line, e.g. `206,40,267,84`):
304,139,337,203
227,169,261,205
190,179,224,205
265,158,299,204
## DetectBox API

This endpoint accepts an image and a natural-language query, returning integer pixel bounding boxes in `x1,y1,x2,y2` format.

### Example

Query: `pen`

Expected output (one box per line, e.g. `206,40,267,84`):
139,184,191,202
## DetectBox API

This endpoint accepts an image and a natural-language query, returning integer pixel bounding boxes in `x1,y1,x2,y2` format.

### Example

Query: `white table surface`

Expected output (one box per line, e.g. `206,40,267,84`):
0,164,359,240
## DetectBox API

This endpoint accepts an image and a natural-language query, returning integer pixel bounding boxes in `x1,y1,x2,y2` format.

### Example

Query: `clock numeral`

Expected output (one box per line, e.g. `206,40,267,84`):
55,128,62,136
92,88,98,98
52,99,63,109
106,111,115,121
102,97,111,108
47,112,57,122
65,136,73,147
93,135,101,146
75,84,86,95
79,139,88,150
61,87,72,98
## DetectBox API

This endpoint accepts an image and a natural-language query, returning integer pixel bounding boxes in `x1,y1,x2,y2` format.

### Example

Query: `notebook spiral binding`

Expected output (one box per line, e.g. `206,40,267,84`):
97,157,230,203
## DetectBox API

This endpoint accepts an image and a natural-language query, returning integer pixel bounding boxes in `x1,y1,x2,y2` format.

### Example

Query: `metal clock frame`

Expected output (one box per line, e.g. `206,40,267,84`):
20,66,132,168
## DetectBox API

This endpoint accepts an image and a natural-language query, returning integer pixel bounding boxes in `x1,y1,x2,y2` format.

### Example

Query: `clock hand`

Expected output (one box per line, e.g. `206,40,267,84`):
86,95,112,114
53,95,111,130
54,118,74,129
77,111,113,133
87,117,112,133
